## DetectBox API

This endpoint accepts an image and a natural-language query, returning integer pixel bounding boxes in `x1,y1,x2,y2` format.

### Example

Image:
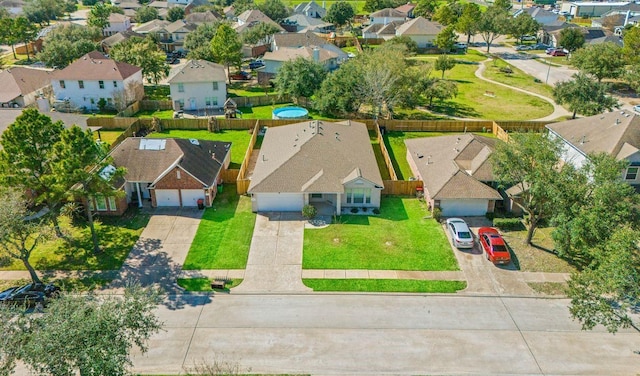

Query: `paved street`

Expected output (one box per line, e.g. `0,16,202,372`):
129,294,640,375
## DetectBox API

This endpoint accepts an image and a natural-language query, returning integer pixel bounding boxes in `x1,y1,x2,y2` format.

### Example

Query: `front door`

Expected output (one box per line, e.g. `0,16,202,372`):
189,97,197,110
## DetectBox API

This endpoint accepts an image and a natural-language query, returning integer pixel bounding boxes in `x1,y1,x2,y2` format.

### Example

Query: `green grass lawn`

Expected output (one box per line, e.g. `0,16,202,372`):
177,278,243,291
482,59,555,99
501,226,577,274
238,103,338,120
94,129,124,146
146,129,251,169
370,132,391,180
133,110,175,119
0,209,149,271
383,131,495,180
303,197,458,270
182,186,256,269
303,279,466,293
227,82,274,97
144,85,170,100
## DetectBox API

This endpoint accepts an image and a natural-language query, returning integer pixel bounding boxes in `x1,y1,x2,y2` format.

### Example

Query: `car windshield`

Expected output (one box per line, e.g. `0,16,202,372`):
458,231,472,239
493,245,509,253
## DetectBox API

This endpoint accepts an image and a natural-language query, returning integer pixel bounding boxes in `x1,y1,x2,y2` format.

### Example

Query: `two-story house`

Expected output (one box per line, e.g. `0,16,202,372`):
369,8,406,25
51,51,144,112
167,59,227,112
165,19,198,53
293,0,326,18
234,9,284,33
103,13,132,37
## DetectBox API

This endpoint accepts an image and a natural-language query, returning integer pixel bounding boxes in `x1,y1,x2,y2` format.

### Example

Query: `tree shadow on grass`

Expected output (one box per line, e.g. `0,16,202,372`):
429,101,481,118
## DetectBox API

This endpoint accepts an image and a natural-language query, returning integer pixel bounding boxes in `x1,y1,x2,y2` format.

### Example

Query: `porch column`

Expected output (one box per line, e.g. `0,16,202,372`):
336,193,341,214
304,194,309,206
136,182,143,208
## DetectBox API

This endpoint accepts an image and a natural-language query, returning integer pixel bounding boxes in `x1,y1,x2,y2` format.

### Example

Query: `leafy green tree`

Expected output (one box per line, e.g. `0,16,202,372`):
425,78,457,107
433,4,457,26
358,44,408,118
456,3,481,44
510,13,539,43
62,0,77,18
624,64,640,93
571,42,626,82
166,6,185,22
435,25,457,53
24,0,66,25
14,16,38,62
0,109,66,237
477,5,510,53
395,64,434,109
553,73,619,118
210,23,243,82
558,27,585,54
0,6,9,18
434,53,455,78
135,5,159,23
274,57,327,102
110,37,169,85
314,61,363,116
5,286,162,376
413,0,439,19
87,1,113,30
363,0,401,13
0,187,52,284
491,133,567,245
233,0,257,16
385,35,418,54
257,0,288,22
0,18,20,59
36,24,101,68
324,1,355,27
493,0,512,11
185,22,219,61
622,26,640,64
242,22,280,44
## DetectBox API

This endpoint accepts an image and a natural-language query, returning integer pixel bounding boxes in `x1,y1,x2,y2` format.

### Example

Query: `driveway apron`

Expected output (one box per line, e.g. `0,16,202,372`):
233,212,311,293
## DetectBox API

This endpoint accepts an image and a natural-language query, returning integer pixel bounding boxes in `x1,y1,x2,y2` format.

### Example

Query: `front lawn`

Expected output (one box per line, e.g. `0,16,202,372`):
501,226,577,273
0,209,149,271
303,279,466,293
146,129,251,169
303,197,458,271
182,186,256,269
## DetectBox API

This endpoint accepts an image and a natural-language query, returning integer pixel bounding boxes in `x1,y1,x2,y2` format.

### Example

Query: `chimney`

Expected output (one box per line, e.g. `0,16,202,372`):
312,47,320,62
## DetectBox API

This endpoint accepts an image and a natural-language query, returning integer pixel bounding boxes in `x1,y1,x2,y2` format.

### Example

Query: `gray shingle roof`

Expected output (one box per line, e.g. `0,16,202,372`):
370,8,405,18
248,120,384,193
53,51,142,81
0,67,54,103
395,16,443,36
272,30,327,49
167,59,226,83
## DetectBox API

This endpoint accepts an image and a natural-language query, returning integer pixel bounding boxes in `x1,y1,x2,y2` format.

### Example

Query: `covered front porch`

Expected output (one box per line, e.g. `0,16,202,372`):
306,192,340,216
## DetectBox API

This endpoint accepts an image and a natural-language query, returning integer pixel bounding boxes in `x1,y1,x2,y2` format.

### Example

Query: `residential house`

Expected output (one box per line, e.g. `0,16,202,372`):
102,137,231,212
395,16,443,48
51,51,144,112
165,19,198,52
293,1,326,19
369,8,406,25
0,67,54,108
133,19,171,51
591,5,640,33
101,30,144,54
147,0,170,19
271,31,348,61
282,14,335,33
513,6,563,27
167,59,226,111
103,13,132,37
185,10,223,25
362,20,405,41
395,3,417,18
541,24,614,47
234,9,284,33
560,1,632,17
405,134,502,216
248,120,384,213
260,46,340,81
114,1,142,18
546,110,640,190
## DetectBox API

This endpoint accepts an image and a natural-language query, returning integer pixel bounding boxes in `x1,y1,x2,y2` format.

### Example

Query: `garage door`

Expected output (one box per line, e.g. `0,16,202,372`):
256,193,304,212
181,189,205,207
441,199,488,217
155,190,180,207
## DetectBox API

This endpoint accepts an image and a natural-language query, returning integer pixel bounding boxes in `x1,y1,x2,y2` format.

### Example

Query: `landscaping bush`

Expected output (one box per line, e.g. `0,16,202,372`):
350,207,359,214
372,208,380,215
432,207,442,222
493,217,525,231
302,204,317,219
500,66,513,74
361,207,368,212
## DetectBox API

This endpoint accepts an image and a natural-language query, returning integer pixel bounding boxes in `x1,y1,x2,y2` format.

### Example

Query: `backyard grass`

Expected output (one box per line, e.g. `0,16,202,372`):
146,129,251,169
482,59,555,98
94,129,124,146
227,82,274,97
383,131,495,180
182,186,256,269
237,103,338,120
133,109,175,119
144,85,170,100
0,209,149,271
303,279,466,293
370,132,391,180
501,226,577,273
303,197,458,270
177,278,243,291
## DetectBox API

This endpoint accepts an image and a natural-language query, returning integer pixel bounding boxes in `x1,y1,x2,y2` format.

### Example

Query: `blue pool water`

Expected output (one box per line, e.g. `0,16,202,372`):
272,106,309,120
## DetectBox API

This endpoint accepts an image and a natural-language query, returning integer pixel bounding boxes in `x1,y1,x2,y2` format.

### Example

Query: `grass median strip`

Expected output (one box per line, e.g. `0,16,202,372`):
177,278,243,291
303,279,466,293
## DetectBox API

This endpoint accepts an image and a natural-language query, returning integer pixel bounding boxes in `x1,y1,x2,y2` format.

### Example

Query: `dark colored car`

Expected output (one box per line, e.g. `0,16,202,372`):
0,283,60,308
478,227,511,265
230,71,252,80
549,49,567,56
248,59,264,69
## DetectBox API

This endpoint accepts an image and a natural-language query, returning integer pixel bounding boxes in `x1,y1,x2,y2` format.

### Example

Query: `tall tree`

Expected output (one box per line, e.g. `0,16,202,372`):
110,37,169,85
232,0,257,15
24,0,66,25
455,3,481,44
434,53,455,78
363,0,400,13
491,133,567,245
571,42,626,82
0,109,66,237
257,0,289,22
493,0,512,11
166,6,185,22
36,24,101,68
558,27,585,54
241,22,280,44
622,26,640,64
358,45,408,118
6,286,162,376
324,1,355,27
0,187,51,284
314,61,364,116
87,1,113,30
509,13,539,43
425,78,458,107
413,0,439,19
432,4,457,26
210,23,243,82
477,5,509,53
0,18,19,59
135,5,159,23
435,25,457,53
274,57,326,102
14,17,38,62
184,22,219,61
553,73,619,118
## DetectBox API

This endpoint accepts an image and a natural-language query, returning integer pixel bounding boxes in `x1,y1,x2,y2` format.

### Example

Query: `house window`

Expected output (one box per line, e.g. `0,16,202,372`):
176,170,181,179
625,167,639,180
108,196,117,211
78,80,84,89
205,97,218,107
178,83,184,92
178,99,184,109
95,196,107,211
311,193,322,198
99,80,104,89
345,188,371,204
212,82,218,91
113,81,118,88
59,80,65,89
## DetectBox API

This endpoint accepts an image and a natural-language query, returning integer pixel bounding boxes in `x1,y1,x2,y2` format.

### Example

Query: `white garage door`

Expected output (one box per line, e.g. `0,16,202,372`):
441,199,488,217
181,189,205,207
256,193,304,212
155,189,180,207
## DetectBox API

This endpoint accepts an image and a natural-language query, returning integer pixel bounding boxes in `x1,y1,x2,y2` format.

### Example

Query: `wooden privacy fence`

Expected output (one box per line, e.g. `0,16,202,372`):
382,180,423,195
375,121,398,181
116,101,141,117
141,100,173,111
220,169,240,183
232,94,291,107
236,120,260,194
87,116,138,129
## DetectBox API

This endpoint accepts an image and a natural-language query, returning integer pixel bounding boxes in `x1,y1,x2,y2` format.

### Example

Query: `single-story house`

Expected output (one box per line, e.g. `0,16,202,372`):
281,14,335,33
395,16,443,48
234,9,284,33
167,59,227,111
405,134,502,216
260,45,340,81
293,1,326,19
0,67,54,108
248,120,384,213
185,10,224,25
100,137,231,213
560,1,632,18
369,8,406,25
362,20,405,41
546,110,640,190
513,6,562,26
101,30,144,54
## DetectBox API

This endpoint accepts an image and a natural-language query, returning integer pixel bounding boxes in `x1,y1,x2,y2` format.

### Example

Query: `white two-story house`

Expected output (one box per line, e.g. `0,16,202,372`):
103,13,132,37
51,51,144,112
167,59,227,112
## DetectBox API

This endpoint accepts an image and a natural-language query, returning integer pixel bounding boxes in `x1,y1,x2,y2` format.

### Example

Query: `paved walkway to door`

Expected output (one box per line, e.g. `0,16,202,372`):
232,212,312,293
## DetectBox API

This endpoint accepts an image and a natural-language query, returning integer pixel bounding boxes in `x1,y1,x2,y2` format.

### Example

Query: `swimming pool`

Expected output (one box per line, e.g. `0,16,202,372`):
272,106,309,120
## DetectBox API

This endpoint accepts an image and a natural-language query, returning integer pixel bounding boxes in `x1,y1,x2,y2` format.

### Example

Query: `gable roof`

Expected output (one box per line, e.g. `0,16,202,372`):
272,30,327,49
395,3,416,16
165,19,198,33
0,67,54,103
167,59,226,83
133,19,170,33
108,13,129,23
249,120,383,193
546,110,640,160
395,16,443,35
263,45,338,62
405,134,501,200
283,14,334,29
185,10,223,24
101,30,143,48
235,9,284,32
370,8,405,18
53,51,141,81
293,1,326,18
109,137,231,186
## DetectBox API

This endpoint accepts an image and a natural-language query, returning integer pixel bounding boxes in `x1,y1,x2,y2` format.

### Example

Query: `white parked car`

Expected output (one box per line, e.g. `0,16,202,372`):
446,218,474,249
633,105,640,114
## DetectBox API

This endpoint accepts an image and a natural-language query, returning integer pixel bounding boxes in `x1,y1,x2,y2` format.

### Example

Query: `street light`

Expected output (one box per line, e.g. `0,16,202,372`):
545,59,551,84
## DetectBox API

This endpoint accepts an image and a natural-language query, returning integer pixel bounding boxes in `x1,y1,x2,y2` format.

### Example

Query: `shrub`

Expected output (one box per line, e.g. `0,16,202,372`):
493,218,525,231
432,207,442,222
372,208,380,215
302,204,317,219
499,66,513,74
361,207,368,212
350,207,359,214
